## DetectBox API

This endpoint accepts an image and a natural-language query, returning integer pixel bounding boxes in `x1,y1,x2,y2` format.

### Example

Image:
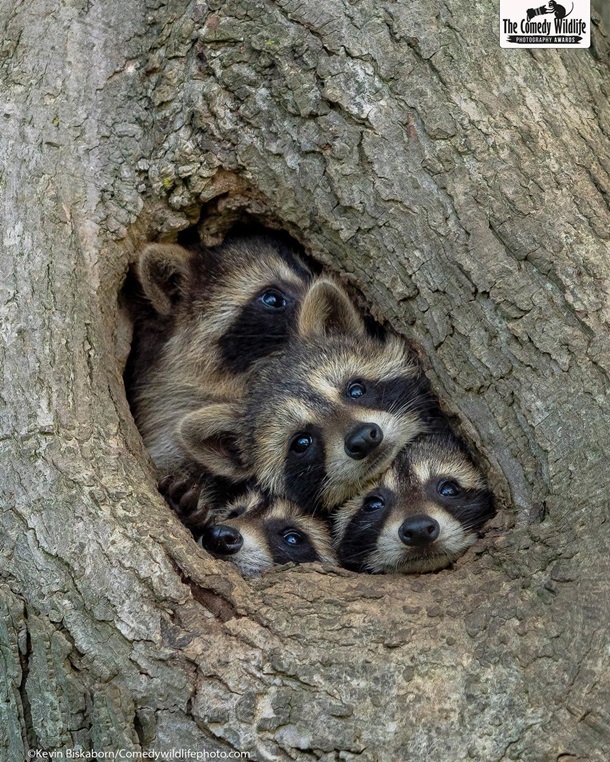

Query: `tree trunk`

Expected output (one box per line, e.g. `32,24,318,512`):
1,0,609,759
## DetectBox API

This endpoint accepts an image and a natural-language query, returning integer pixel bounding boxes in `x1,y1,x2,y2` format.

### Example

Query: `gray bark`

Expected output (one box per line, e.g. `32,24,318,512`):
1,0,609,760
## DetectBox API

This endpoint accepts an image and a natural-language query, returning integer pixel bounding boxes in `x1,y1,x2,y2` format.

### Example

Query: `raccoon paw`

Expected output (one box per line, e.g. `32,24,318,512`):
158,474,212,530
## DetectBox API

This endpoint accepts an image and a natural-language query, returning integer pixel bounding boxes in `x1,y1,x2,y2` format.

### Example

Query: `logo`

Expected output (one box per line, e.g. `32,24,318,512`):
500,0,590,47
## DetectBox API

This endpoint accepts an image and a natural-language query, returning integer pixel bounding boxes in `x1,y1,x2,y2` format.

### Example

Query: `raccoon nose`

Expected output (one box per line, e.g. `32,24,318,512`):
204,525,244,556
344,423,384,460
399,515,440,547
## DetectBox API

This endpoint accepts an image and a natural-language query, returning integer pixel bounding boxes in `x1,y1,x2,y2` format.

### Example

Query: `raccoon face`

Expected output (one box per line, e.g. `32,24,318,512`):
179,279,434,511
248,334,431,511
197,491,336,577
334,433,495,573
138,234,312,378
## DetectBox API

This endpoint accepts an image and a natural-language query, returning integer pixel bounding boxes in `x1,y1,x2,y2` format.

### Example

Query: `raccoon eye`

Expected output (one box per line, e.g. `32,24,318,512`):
347,381,367,399
437,480,463,498
225,506,246,520
282,529,304,546
259,289,287,310
290,433,313,454
363,495,385,512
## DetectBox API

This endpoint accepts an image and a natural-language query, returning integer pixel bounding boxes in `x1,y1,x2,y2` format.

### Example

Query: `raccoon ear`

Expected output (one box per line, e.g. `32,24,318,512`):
137,243,193,316
297,279,365,339
178,404,250,481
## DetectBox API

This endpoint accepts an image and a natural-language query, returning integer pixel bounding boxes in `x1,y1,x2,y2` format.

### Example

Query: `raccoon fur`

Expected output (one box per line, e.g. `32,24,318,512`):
158,468,246,532
125,232,313,474
178,278,436,513
333,429,495,574
197,490,336,577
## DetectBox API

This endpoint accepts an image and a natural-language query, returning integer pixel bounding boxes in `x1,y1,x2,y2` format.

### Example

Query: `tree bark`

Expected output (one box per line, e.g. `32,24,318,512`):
1,0,609,759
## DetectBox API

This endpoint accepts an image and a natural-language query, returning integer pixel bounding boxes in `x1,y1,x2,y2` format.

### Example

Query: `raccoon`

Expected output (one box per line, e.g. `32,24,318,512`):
125,232,313,474
197,490,336,577
178,278,436,513
333,430,495,574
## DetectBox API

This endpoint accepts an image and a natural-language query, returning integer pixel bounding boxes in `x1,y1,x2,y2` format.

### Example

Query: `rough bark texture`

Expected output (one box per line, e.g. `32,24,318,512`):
1,0,609,759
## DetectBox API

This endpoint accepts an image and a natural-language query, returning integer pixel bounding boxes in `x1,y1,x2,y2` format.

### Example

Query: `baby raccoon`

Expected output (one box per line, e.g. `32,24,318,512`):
197,490,336,577
179,278,436,512
333,430,495,574
125,232,313,473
